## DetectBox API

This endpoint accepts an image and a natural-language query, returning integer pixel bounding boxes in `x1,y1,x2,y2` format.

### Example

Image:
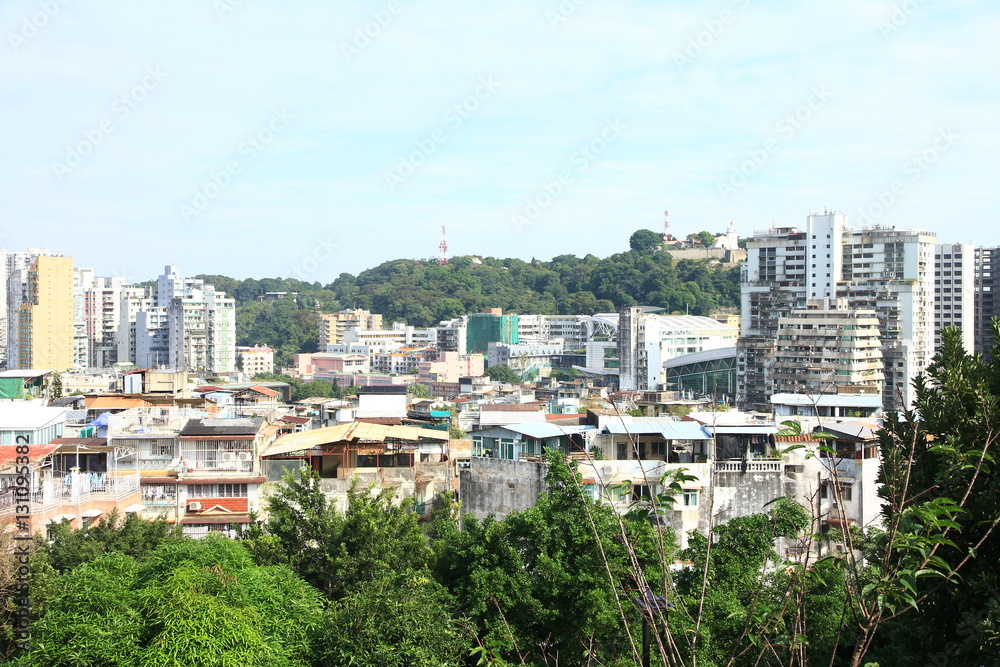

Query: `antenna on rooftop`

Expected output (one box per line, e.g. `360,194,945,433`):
438,225,449,266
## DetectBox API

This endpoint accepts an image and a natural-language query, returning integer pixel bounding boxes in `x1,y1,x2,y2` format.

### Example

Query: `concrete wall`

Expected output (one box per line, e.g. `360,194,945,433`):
282,461,454,515
712,466,796,526
459,457,548,520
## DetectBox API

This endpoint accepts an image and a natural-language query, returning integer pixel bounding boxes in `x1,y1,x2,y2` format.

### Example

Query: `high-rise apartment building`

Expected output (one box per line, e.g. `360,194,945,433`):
76,269,125,369
772,299,884,395
467,309,519,355
167,284,235,374
4,248,64,369
739,213,935,412
933,243,975,353
318,309,384,348
435,317,468,356
135,307,170,368
116,286,154,365
516,315,588,352
117,267,235,373
974,247,1000,358
17,256,75,371
237,345,274,376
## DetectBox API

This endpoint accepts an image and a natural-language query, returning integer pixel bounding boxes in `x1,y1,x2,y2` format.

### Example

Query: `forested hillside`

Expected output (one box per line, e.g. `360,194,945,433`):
201,230,741,365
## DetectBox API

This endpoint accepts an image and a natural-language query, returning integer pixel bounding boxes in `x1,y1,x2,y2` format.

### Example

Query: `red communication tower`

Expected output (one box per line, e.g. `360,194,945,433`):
662,210,671,242
438,225,449,266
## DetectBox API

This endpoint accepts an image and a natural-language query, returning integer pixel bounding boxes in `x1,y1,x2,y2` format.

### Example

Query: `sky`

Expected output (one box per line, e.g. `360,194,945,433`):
1,0,997,285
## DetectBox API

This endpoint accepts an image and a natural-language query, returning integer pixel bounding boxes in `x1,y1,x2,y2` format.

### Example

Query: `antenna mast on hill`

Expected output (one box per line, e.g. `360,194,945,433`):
438,225,449,266
662,210,671,243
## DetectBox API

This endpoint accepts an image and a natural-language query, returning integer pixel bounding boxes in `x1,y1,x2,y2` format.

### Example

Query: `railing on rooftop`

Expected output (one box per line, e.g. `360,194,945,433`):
0,475,140,517
715,460,783,473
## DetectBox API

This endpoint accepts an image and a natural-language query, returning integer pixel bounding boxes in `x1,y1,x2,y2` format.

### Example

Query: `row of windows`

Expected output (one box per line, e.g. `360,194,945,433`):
591,484,699,507
189,483,248,498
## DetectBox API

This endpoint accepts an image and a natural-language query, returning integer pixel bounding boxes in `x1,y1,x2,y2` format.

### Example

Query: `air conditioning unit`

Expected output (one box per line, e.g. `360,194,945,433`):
237,452,252,461
187,501,202,511
222,453,237,462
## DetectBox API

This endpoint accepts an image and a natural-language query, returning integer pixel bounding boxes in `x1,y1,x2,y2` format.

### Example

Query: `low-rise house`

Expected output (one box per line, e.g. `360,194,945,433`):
471,422,596,460
0,369,56,401
0,403,67,446
108,407,188,522
807,421,883,532
478,403,547,428
770,392,882,420
293,352,370,379
591,417,714,463
260,421,453,513
233,384,282,413
174,417,275,537
116,368,189,396
0,437,141,532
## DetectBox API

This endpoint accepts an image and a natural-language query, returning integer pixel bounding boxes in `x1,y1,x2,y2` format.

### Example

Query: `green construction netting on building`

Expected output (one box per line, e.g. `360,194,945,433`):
467,313,519,354
0,378,25,400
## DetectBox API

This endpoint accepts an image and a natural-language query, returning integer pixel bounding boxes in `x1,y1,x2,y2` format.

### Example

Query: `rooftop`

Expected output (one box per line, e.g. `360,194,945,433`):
180,417,265,436
0,369,53,379
0,403,68,429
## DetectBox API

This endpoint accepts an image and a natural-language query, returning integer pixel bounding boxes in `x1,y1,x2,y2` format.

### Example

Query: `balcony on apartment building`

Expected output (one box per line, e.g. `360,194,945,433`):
0,440,141,528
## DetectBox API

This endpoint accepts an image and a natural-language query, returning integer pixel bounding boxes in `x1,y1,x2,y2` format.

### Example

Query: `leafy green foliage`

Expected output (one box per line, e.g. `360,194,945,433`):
435,453,670,665
407,382,430,398
252,469,431,600
49,372,62,399
629,229,662,253
549,367,579,382
17,537,324,667
861,324,1000,663
314,572,468,667
484,364,521,383
675,499,811,665
45,510,182,573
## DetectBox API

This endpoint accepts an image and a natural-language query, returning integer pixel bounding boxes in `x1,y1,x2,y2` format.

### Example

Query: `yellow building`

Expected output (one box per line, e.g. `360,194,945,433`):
318,309,383,347
18,256,75,371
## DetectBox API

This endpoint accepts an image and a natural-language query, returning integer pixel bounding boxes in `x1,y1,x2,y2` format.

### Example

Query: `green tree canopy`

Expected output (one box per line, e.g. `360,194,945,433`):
16,537,324,667
248,469,430,600
407,382,430,398
629,228,663,253
485,364,521,384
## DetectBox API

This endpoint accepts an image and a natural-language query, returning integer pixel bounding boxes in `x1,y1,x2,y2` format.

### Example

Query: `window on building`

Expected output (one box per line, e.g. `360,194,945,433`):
142,484,177,504
683,490,698,507
631,484,651,502
189,483,248,498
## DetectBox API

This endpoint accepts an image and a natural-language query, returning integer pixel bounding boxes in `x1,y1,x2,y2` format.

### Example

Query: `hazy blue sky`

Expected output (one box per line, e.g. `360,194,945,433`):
1,0,996,284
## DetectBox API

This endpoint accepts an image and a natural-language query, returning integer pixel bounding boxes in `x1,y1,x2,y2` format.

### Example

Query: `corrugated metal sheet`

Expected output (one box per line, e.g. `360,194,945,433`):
605,421,712,440
0,443,60,468
261,421,449,458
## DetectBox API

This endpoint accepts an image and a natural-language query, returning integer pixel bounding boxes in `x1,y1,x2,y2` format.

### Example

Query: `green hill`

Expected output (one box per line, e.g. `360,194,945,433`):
199,229,742,365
